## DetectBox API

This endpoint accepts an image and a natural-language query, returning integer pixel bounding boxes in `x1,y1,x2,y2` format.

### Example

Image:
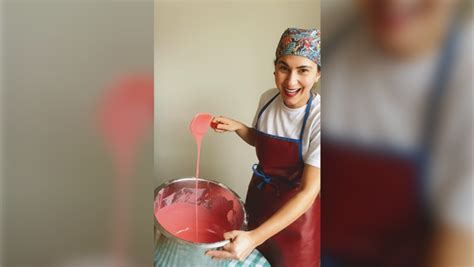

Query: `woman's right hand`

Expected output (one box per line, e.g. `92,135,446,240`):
211,116,244,133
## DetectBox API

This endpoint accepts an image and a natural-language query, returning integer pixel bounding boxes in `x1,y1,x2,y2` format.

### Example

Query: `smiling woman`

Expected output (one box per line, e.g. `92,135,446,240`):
155,1,320,266
274,55,320,108
208,28,321,267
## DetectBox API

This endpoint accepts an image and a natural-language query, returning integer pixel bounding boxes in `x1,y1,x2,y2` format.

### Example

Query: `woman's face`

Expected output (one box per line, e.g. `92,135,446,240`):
356,0,459,57
274,55,320,109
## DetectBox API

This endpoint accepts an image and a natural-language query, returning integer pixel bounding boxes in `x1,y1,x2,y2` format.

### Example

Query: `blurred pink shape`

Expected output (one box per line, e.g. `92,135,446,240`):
97,73,154,267
98,74,154,174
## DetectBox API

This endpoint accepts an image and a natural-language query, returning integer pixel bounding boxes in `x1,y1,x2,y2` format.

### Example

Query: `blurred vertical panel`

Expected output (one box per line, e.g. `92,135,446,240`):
321,0,472,266
0,0,4,264
1,1,153,266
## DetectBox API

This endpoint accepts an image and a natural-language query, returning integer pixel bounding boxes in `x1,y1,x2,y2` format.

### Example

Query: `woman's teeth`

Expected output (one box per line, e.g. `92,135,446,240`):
285,88,301,96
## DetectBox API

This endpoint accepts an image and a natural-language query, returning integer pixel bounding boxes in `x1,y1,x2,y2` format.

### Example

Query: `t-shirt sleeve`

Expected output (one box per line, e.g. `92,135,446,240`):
304,95,321,168
251,103,260,129
434,60,473,232
435,119,473,231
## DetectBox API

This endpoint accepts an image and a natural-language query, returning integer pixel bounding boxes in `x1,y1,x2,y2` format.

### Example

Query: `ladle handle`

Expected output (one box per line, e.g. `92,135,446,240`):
210,121,220,129
219,239,230,248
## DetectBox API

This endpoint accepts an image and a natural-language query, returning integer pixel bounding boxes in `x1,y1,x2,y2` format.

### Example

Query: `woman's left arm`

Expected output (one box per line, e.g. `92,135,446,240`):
206,164,320,261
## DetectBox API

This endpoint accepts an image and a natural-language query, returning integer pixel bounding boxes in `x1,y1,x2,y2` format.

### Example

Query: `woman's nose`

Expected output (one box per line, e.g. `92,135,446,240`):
285,72,299,88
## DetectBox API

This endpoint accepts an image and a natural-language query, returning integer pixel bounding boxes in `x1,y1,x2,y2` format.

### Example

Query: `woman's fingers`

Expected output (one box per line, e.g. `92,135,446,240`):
206,231,256,262
224,230,239,241
223,242,234,251
206,249,237,260
213,123,228,133
211,116,242,132
212,119,234,132
216,123,233,131
212,116,229,132
212,116,228,124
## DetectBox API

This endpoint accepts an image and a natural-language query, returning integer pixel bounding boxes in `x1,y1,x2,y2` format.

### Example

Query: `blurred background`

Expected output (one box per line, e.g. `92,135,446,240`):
154,0,320,199
1,1,154,266
321,0,472,266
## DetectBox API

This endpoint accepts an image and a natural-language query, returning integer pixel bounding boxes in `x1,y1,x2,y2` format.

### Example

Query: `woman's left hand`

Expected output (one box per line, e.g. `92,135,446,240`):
206,230,259,261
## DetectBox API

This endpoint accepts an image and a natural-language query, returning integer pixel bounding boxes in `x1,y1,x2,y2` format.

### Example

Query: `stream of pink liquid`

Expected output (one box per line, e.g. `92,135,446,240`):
194,139,201,241
189,114,213,241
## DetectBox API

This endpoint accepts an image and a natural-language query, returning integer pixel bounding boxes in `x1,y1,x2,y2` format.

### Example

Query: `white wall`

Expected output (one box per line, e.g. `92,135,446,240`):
155,0,320,199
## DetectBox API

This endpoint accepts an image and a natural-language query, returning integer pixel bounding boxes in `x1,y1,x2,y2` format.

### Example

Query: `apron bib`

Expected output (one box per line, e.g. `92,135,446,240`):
246,93,320,267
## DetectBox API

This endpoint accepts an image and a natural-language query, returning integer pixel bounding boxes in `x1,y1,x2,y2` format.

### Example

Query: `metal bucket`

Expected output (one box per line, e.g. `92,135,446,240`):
154,177,248,267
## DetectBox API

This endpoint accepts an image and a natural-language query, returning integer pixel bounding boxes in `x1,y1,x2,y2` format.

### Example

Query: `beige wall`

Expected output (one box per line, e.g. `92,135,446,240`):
155,0,320,199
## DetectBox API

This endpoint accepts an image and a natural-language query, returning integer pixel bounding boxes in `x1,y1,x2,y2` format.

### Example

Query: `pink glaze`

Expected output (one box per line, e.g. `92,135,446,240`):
154,180,244,244
155,203,231,243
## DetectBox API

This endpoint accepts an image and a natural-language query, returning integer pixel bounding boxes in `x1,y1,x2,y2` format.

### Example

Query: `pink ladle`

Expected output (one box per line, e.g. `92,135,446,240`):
189,113,213,178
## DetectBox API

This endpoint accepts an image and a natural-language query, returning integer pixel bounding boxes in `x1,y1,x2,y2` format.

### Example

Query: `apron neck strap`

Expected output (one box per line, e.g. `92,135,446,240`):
420,19,460,153
255,92,280,130
255,91,315,140
299,92,314,141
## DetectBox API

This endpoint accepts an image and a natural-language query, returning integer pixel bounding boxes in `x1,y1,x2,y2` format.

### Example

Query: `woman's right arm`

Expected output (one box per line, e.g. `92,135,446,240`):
212,116,256,147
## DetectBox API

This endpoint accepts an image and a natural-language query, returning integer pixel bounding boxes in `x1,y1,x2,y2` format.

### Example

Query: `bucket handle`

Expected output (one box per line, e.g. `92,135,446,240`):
214,239,230,249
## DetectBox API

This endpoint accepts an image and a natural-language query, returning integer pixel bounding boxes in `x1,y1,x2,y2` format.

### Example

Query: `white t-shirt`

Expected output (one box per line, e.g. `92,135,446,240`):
324,22,473,231
252,89,321,168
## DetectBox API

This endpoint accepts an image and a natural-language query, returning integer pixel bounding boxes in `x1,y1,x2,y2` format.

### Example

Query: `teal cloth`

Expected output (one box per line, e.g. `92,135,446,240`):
154,245,271,267
226,249,271,267
227,249,270,267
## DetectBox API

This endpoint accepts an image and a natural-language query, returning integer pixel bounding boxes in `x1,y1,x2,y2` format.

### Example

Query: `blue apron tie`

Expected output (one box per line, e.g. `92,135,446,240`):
252,164,272,190
252,164,282,196
253,164,302,191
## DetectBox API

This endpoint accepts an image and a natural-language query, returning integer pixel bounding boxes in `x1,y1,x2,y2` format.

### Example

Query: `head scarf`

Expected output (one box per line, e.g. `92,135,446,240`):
276,28,321,67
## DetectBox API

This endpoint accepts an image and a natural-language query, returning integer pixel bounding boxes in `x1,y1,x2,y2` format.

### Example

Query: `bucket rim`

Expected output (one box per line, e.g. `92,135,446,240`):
154,177,248,249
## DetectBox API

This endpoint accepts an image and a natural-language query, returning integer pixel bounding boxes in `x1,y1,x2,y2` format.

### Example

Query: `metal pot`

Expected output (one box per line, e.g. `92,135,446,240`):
154,177,248,267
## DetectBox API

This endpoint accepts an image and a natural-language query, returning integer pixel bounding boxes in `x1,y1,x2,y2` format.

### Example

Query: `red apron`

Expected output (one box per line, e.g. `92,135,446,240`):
321,21,459,267
322,141,432,267
245,93,320,267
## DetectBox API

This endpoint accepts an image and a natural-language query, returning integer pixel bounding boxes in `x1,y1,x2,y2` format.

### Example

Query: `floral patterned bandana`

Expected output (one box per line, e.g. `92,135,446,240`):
275,28,321,67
